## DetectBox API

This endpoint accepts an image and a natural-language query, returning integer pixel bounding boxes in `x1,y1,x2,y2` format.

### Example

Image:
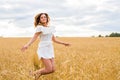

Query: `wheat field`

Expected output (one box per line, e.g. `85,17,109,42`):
0,37,120,80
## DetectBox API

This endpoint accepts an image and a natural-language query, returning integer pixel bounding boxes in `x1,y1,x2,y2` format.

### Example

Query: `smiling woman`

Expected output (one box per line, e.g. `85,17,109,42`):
21,13,70,80
34,13,50,27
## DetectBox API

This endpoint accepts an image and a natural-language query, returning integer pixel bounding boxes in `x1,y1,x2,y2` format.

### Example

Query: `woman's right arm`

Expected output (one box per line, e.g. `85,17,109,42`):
21,32,41,52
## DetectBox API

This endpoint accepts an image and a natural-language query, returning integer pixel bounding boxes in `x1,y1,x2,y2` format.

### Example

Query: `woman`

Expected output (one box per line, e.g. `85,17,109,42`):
21,13,70,80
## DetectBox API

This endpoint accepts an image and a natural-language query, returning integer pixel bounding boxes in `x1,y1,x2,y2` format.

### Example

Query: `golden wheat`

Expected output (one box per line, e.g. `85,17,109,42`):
0,37,120,80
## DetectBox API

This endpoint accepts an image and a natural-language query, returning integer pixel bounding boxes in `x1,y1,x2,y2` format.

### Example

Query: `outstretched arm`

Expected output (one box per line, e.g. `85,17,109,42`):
52,35,70,46
21,32,41,52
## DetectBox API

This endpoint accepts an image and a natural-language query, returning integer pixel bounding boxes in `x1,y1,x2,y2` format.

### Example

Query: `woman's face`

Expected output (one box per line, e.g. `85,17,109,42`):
40,14,47,24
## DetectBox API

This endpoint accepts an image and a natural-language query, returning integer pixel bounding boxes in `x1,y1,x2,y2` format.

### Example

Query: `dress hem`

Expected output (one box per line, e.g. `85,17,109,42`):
39,57,54,59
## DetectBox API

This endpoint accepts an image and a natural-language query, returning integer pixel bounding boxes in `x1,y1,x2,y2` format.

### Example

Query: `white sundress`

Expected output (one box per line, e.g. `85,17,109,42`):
35,25,56,59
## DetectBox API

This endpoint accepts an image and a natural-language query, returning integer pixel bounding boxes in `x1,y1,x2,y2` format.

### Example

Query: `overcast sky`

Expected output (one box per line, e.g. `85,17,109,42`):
0,0,120,37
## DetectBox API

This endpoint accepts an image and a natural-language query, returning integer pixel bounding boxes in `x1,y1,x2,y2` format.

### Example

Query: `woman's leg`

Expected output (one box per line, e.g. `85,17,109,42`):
30,58,55,80
50,58,55,72
34,58,55,75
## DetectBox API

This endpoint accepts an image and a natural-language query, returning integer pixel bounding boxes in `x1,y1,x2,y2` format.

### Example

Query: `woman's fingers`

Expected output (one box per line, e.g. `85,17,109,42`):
21,47,25,52
21,46,28,52
64,43,71,46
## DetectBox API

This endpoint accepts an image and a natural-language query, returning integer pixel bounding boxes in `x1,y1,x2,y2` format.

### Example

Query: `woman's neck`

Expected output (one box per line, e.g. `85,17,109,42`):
42,23,48,27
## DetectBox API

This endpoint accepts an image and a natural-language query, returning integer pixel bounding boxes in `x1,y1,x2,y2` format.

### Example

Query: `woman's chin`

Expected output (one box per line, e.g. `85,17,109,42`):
41,22,47,24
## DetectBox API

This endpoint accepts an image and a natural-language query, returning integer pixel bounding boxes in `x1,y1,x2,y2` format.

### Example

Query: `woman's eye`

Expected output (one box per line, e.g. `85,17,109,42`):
43,17,47,18
40,16,46,19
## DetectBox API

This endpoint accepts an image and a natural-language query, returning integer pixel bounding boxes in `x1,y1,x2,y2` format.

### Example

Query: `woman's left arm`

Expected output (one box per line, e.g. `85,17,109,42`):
52,35,70,46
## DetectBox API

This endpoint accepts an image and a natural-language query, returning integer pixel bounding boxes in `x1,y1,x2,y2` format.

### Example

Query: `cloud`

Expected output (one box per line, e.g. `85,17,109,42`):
0,0,120,37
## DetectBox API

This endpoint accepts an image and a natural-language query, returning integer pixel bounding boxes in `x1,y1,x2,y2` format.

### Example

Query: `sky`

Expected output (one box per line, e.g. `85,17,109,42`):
0,0,120,37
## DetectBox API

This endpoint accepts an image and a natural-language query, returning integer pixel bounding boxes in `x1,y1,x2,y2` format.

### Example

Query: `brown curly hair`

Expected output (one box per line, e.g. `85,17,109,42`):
34,13,50,27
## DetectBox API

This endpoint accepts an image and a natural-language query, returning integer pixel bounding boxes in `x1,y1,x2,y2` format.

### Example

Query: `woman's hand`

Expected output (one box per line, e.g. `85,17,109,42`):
21,44,29,52
21,32,40,52
63,43,71,46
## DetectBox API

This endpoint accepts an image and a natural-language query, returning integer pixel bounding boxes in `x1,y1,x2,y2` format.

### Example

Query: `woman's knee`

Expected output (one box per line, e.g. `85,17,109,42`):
52,67,55,72
46,68,55,73
46,67,53,73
